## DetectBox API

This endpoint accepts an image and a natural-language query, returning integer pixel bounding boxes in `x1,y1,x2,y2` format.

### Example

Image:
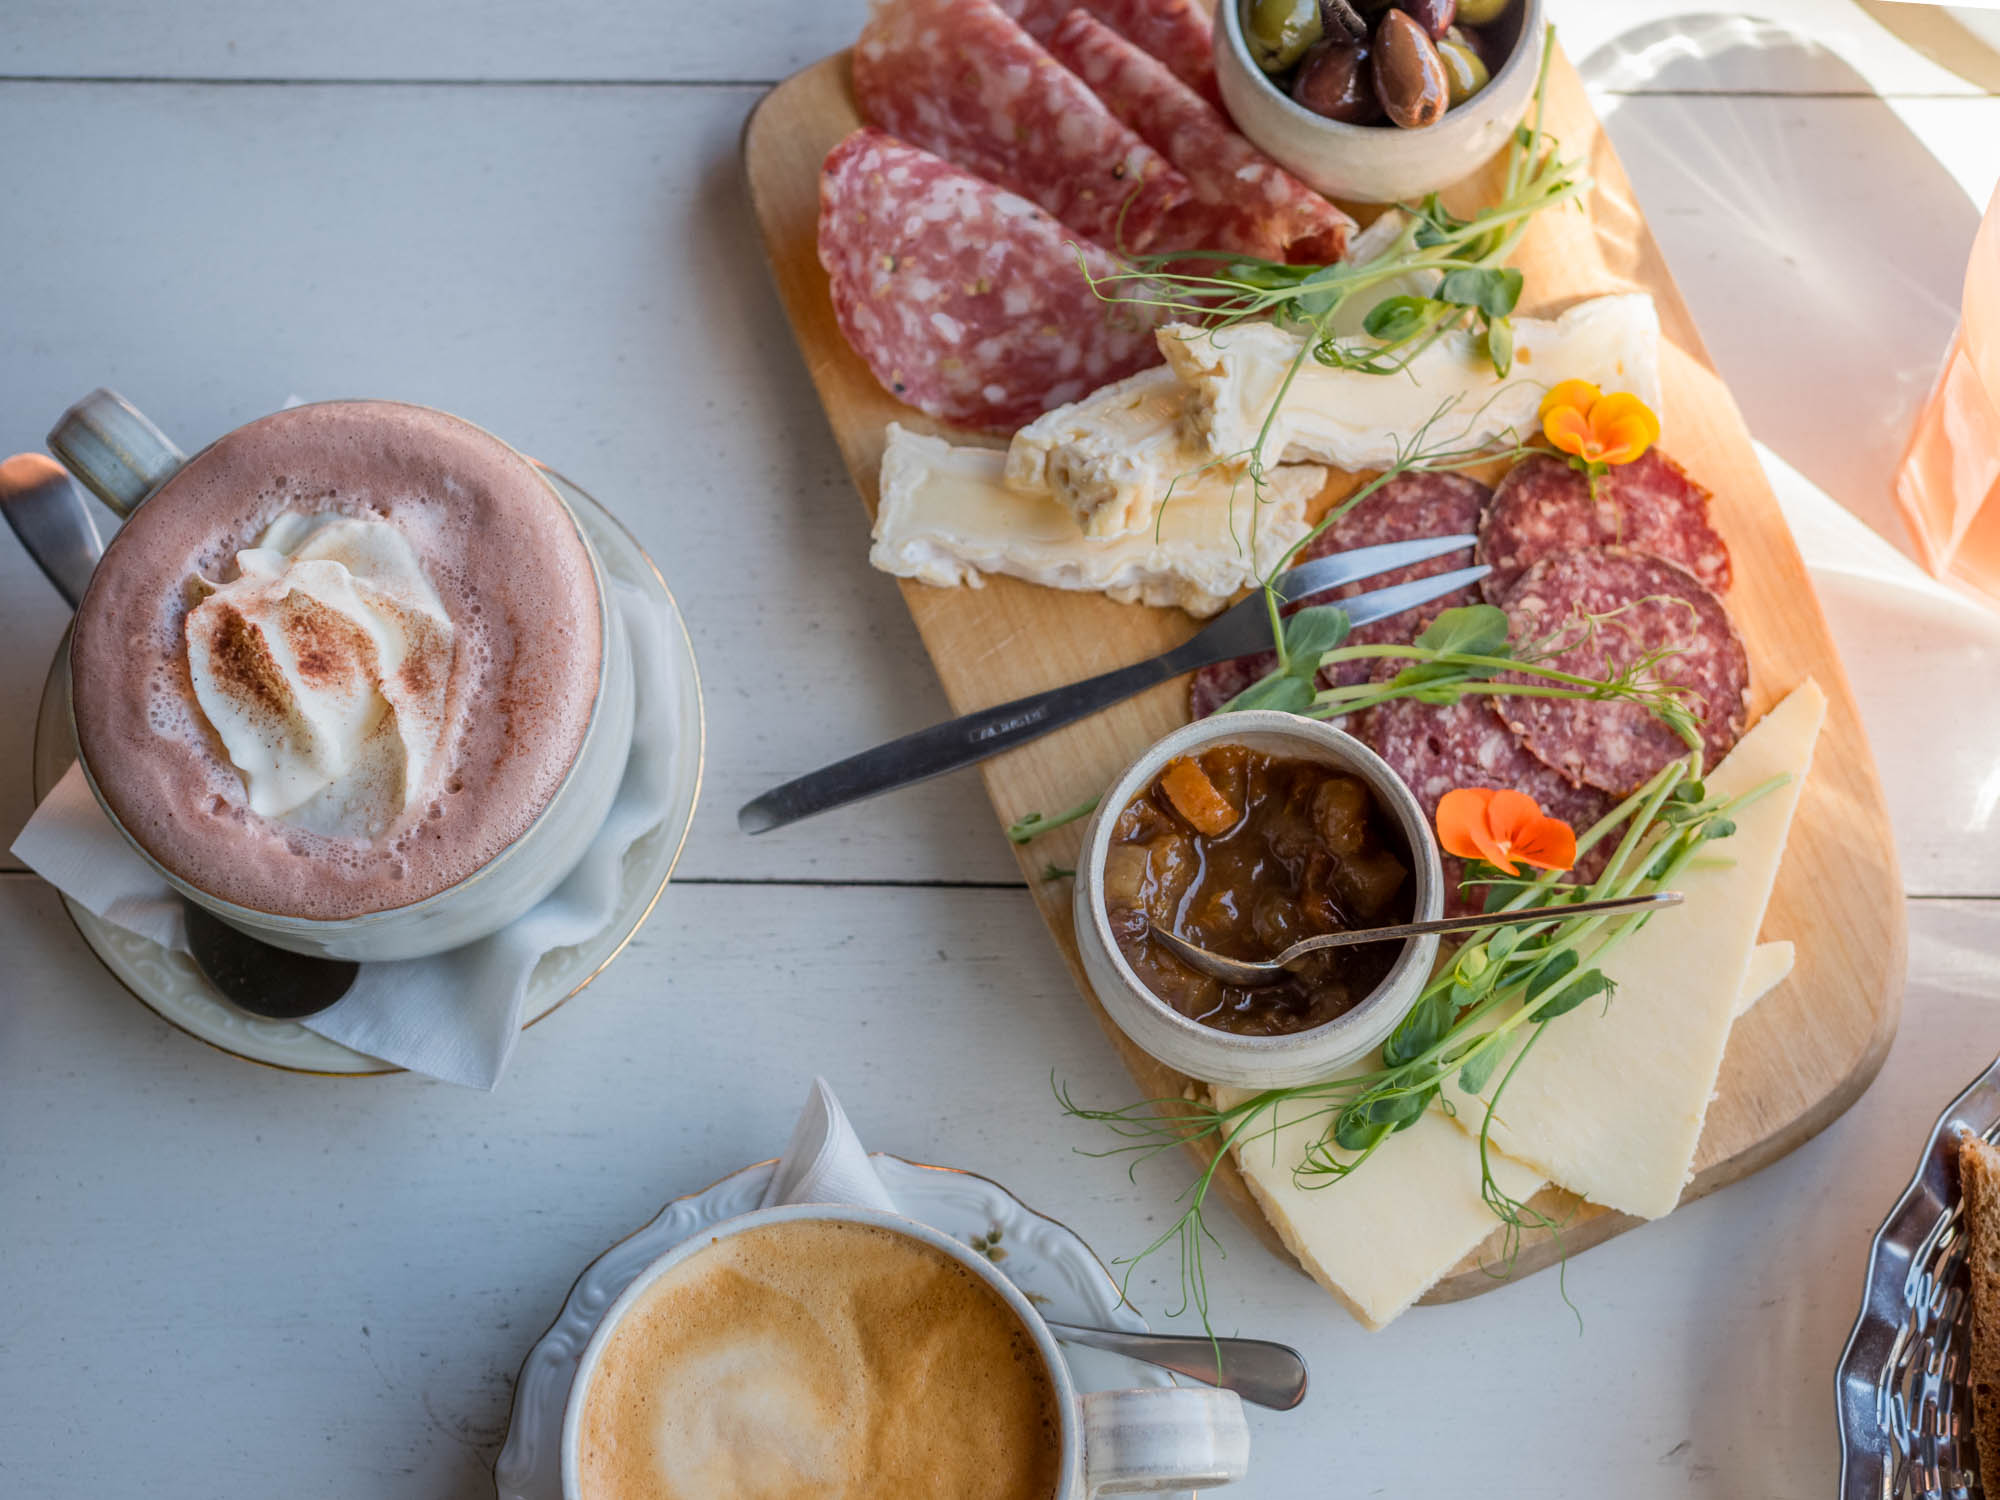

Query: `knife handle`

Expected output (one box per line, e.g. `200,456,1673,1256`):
738,654,1183,833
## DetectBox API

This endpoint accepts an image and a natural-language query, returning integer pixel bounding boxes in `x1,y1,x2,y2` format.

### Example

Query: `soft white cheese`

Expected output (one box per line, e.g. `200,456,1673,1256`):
1003,368,1201,539
870,424,1323,617
1161,293,1663,473
1437,679,1827,1220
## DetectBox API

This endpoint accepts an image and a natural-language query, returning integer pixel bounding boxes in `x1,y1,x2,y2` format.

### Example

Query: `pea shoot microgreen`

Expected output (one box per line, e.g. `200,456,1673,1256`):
1059,755,1790,1343
1080,27,1574,387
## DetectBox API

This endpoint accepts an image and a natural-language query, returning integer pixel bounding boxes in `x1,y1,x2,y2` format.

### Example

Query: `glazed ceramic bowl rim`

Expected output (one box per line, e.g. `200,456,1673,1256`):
1216,0,1546,148
66,398,618,929
1079,709,1443,1059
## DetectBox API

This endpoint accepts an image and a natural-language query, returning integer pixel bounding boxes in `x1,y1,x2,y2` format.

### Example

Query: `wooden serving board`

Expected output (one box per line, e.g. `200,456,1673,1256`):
742,46,1906,1302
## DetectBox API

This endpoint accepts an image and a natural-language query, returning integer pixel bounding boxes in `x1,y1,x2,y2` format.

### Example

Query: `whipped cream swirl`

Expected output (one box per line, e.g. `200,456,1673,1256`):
183,513,456,839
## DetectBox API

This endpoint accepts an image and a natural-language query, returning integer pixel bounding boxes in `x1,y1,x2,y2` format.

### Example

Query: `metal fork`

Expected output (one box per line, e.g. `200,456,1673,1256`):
738,537,1490,834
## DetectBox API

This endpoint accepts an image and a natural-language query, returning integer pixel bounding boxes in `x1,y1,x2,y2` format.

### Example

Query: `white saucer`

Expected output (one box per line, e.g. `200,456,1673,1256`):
28,467,705,1076
493,1154,1180,1500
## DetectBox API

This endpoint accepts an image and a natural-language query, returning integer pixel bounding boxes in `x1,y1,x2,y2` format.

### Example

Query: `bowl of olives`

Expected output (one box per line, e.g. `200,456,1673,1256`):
1215,0,1544,204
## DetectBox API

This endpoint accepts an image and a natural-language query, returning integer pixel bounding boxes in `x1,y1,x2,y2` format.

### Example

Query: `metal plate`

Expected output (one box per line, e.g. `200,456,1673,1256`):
1838,1055,2000,1498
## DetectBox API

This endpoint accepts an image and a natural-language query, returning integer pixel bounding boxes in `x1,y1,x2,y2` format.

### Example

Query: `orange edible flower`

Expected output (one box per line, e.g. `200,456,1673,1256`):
1435,787,1577,876
1538,380,1660,468
1159,756,1237,837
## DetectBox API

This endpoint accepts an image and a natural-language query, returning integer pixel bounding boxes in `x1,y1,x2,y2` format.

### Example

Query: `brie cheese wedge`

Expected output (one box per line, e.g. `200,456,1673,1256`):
1162,293,1663,473
999,210,1424,542
1004,368,1202,540
871,424,1323,617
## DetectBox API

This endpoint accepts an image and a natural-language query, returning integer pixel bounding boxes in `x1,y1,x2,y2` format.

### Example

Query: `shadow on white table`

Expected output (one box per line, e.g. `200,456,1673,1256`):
1580,15,2000,895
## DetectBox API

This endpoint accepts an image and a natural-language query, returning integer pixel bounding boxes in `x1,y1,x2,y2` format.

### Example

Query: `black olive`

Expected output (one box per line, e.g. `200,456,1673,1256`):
1292,38,1383,125
1370,9,1449,129
1396,0,1455,41
1319,0,1368,41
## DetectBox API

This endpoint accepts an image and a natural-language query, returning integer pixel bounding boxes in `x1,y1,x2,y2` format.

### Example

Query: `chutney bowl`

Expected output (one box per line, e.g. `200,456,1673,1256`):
1073,711,1443,1089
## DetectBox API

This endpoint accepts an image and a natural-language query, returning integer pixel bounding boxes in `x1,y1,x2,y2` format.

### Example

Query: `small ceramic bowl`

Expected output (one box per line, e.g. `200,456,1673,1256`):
1214,0,1547,205
1073,711,1442,1089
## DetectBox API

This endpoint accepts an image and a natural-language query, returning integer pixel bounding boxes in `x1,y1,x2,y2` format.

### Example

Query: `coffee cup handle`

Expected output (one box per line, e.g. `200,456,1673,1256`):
48,388,186,517
1079,1385,1250,1496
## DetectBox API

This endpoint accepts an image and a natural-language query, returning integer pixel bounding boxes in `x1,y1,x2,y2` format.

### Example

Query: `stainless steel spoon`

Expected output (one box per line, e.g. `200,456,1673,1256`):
1,451,358,1018
1045,1321,1308,1410
1148,890,1684,988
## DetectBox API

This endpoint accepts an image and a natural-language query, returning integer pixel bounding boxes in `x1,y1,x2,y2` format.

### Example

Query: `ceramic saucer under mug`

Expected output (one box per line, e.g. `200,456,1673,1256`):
494,1154,1184,1500
28,466,705,1076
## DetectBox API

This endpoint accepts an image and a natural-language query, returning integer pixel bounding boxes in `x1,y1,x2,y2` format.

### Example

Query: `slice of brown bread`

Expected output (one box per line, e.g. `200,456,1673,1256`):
1959,1133,2000,1489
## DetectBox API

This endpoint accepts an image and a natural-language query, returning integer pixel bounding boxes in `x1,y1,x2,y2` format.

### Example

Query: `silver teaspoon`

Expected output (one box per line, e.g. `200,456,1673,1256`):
1148,890,1684,988
1,451,358,1018
1045,1321,1308,1410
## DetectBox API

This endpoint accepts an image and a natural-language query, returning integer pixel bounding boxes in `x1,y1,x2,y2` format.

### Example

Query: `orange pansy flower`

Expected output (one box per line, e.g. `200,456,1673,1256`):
1435,787,1577,875
1538,381,1660,468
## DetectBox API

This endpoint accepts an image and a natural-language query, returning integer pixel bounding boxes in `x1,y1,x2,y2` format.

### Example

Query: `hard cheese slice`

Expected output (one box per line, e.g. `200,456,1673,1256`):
1735,940,1795,1019
1213,1075,1545,1331
1213,938,1797,1329
1439,678,1827,1220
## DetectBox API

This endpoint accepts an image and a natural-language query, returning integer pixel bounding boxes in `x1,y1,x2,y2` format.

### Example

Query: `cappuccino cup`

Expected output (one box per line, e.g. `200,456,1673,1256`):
47,389,636,962
560,1202,1250,1500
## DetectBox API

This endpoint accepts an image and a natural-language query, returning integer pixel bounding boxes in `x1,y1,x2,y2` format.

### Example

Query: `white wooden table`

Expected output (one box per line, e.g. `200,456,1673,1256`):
2,4,1997,1495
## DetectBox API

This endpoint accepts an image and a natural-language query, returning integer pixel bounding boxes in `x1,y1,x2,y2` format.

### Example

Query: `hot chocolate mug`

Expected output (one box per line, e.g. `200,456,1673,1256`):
47,389,636,962
561,1201,1252,1499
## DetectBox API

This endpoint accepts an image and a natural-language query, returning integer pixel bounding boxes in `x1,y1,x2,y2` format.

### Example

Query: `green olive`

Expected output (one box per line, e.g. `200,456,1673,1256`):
1246,0,1324,74
1436,26,1490,106
1453,0,1512,23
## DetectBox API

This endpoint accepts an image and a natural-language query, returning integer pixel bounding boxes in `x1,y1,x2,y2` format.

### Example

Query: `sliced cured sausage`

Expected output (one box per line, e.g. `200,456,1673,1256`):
818,130,1166,431
1044,9,1352,264
1184,471,1487,718
1357,689,1614,915
1496,547,1750,794
854,0,1189,254
1187,649,1275,719
1477,451,1732,602
1001,0,1223,108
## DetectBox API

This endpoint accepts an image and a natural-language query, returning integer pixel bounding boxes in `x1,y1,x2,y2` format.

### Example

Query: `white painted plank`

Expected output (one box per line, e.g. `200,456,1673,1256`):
0,0,1987,93
0,874,1993,1498
7,81,1999,891
0,82,1021,884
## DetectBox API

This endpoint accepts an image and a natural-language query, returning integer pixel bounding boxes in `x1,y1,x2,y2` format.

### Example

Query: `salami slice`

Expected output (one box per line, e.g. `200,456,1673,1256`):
1184,471,1488,719
1187,650,1274,719
1357,689,1614,915
1496,547,1750,794
1044,10,1352,264
1478,451,1733,602
854,0,1189,254
1002,0,1223,108
818,130,1166,431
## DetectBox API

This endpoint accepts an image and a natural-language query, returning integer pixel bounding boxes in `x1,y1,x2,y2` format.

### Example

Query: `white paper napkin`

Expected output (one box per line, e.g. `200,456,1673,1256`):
10,580,681,1090
759,1077,898,1212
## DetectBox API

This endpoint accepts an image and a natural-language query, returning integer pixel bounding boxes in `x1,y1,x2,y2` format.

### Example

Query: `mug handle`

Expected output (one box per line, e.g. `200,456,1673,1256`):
47,388,186,517
1080,1385,1250,1496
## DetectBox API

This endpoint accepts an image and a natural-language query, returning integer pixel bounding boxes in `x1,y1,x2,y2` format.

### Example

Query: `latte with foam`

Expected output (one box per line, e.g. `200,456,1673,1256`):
69,402,602,918
574,1219,1064,1500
